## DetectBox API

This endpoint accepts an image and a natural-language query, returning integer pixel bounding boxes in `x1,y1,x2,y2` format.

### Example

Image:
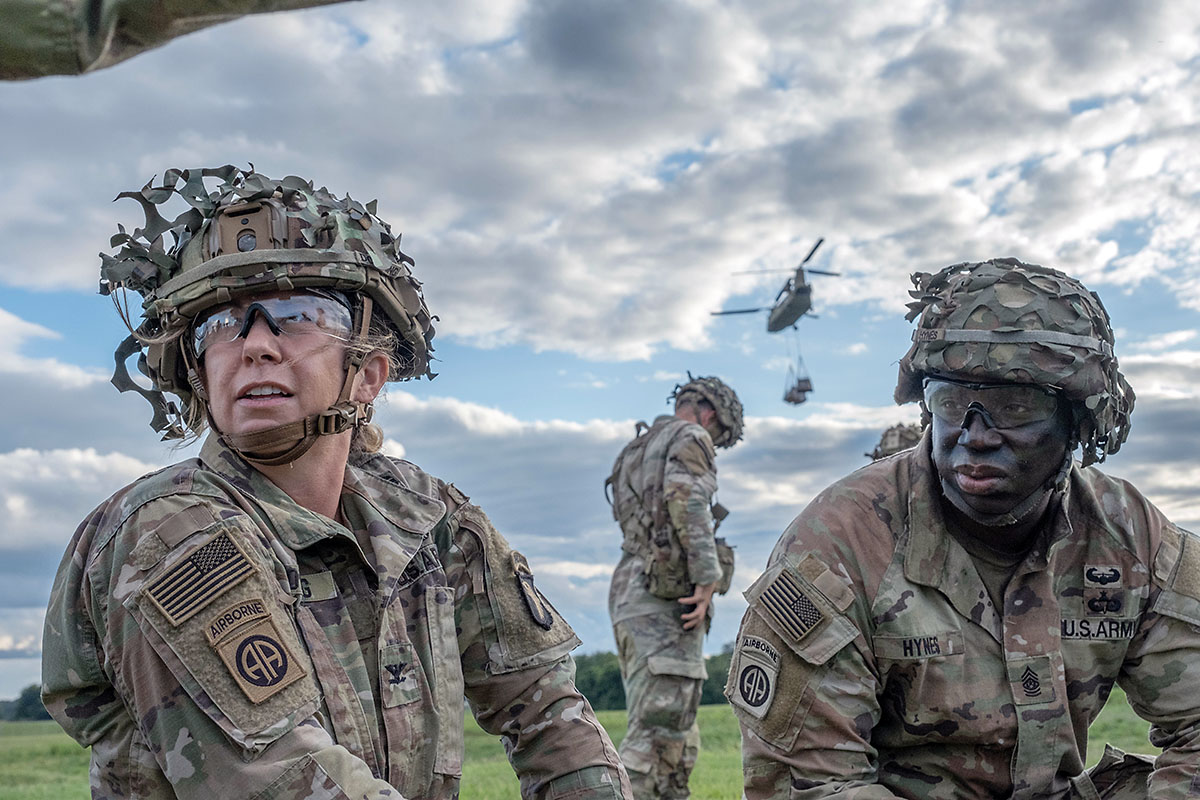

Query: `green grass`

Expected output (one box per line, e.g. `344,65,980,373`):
0,694,1158,799
0,720,90,800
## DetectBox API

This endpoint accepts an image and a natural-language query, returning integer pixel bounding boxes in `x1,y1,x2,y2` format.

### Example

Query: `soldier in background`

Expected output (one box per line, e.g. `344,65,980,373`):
727,258,1200,799
605,375,743,799
866,422,924,460
41,166,631,799
1,0,351,79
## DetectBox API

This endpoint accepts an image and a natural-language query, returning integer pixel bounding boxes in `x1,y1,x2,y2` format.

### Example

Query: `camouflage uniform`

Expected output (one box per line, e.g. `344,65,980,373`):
1,0,351,80
727,435,1200,798
43,434,630,799
729,258,1198,799
608,415,721,799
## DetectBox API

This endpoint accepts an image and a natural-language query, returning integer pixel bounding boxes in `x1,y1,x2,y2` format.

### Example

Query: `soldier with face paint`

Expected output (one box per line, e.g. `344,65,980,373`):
727,258,1200,799
40,167,630,799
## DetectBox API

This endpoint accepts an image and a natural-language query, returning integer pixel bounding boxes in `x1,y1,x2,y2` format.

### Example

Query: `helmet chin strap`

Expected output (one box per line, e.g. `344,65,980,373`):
223,296,376,467
939,449,1074,528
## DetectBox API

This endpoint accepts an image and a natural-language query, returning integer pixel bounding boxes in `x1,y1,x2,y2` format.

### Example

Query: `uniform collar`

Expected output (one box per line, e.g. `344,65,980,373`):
200,434,343,550
904,435,1076,586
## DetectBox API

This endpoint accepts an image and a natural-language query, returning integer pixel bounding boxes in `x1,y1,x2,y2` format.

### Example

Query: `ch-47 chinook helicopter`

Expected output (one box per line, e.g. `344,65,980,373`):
710,238,840,405
710,238,839,331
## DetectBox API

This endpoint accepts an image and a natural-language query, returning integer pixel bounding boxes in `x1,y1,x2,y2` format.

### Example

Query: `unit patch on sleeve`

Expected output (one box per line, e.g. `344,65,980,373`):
146,531,255,626
206,598,307,704
730,635,780,719
760,568,826,643
512,552,554,630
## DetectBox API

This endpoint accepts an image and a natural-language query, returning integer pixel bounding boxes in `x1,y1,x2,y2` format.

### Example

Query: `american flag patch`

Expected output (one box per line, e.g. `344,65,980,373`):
146,532,255,626
760,569,825,642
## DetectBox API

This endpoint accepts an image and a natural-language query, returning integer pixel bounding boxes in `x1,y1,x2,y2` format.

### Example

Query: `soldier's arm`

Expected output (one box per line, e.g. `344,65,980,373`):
1,0,353,80
42,495,405,800
444,495,631,799
664,432,722,587
1120,520,1200,798
726,514,905,799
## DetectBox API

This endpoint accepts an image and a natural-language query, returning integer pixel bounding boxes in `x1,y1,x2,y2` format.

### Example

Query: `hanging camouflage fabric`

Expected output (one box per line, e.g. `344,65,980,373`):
867,422,925,461
100,166,436,462
894,257,1134,466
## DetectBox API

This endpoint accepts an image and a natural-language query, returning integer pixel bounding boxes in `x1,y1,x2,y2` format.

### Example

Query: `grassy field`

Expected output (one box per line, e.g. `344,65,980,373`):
0,690,1158,799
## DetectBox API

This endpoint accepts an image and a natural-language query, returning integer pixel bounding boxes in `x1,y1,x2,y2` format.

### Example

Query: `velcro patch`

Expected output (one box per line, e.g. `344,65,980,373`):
212,615,307,705
146,531,255,626
512,552,554,630
299,570,338,602
1084,565,1122,587
1007,655,1055,706
205,598,269,644
760,569,825,643
730,635,779,719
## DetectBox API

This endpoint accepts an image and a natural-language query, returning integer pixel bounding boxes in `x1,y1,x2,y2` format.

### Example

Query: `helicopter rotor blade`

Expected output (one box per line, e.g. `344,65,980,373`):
730,268,792,275
800,237,825,265
806,268,841,276
711,308,767,316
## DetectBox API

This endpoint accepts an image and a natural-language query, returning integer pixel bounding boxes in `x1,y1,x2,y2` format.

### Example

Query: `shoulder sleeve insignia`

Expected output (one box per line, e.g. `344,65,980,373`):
146,531,255,626
512,552,554,630
730,635,780,719
206,598,308,704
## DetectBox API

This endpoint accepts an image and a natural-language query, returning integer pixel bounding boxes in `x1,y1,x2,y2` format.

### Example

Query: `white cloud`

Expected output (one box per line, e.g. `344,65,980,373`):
2,2,1197,362
0,448,159,550
1129,330,1198,352
0,307,106,388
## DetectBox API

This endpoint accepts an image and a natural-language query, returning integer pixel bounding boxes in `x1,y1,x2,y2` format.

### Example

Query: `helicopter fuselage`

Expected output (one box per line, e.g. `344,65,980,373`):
766,277,813,332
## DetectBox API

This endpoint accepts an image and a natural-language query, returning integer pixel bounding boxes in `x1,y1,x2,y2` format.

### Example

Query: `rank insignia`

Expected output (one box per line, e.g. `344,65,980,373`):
1084,565,1122,587
731,636,780,719
512,552,554,630
760,569,825,643
146,531,255,626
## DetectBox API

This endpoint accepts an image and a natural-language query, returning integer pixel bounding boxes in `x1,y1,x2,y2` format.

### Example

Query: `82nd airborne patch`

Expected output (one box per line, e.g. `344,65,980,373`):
206,598,307,704
731,635,780,719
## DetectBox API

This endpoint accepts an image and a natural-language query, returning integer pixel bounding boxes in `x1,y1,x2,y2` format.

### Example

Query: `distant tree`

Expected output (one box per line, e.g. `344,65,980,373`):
574,651,626,710
10,684,51,721
574,644,736,711
700,643,734,705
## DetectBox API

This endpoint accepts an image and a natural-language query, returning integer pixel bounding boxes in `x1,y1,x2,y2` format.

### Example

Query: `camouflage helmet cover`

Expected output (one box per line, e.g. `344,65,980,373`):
670,372,744,448
868,422,924,461
100,166,435,437
894,257,1134,466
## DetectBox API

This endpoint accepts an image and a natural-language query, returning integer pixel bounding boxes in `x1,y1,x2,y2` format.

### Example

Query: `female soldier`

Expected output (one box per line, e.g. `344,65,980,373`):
41,166,630,799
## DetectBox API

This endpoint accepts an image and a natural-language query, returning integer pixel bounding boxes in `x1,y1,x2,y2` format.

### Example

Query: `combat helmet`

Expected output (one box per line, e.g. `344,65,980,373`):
670,373,744,448
894,257,1134,467
867,422,924,461
100,165,435,465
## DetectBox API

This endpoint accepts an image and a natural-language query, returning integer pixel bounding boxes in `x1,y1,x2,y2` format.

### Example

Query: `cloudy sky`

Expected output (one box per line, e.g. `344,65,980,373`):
2,0,1200,699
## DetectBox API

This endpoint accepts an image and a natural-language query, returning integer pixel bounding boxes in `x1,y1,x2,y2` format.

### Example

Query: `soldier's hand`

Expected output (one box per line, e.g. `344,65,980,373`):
680,582,717,630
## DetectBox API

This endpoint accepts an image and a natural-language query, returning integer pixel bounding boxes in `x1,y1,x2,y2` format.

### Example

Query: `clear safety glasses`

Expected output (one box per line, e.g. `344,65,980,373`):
192,293,354,356
922,376,1061,430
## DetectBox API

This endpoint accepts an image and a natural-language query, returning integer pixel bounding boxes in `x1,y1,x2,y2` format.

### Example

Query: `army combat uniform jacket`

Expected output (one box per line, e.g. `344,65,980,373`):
43,436,628,799
608,415,722,627
727,436,1200,799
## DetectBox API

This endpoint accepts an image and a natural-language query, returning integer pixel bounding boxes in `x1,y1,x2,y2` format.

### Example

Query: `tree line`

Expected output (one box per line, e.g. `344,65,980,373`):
574,643,734,711
4,643,737,722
